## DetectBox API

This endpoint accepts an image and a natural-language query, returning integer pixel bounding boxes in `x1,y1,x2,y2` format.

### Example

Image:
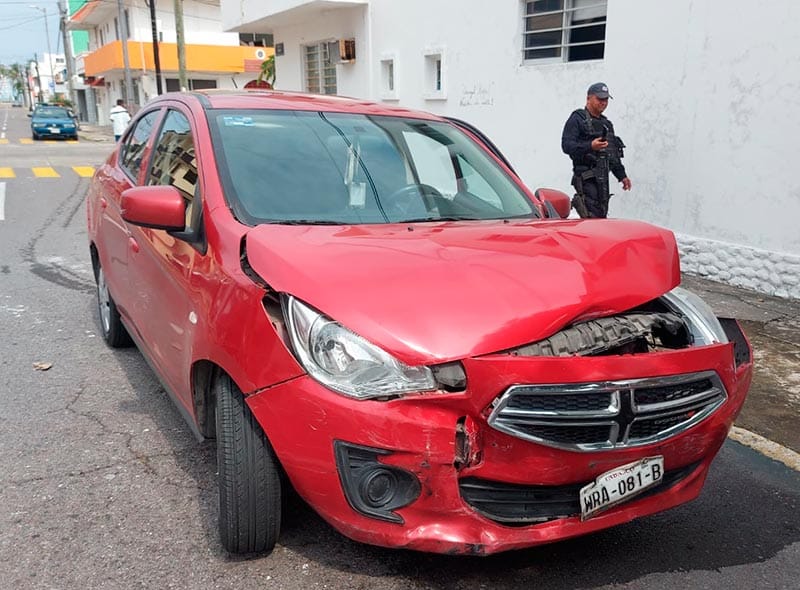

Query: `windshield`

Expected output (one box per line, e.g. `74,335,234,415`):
209,110,535,225
34,107,70,118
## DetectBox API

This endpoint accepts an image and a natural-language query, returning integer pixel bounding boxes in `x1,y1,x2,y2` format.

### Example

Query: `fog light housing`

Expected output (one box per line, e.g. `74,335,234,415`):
334,441,421,523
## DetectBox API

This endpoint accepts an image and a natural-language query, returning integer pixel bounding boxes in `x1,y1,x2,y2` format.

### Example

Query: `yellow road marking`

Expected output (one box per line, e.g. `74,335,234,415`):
32,167,60,178
73,166,95,177
19,138,33,144
0,138,8,144
0,167,15,178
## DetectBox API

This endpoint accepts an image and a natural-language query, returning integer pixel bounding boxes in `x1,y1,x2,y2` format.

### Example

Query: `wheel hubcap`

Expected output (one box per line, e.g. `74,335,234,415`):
97,268,111,333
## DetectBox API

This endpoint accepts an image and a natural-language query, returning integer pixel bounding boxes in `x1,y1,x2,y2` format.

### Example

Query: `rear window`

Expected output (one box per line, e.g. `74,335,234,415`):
208,110,534,225
35,107,70,118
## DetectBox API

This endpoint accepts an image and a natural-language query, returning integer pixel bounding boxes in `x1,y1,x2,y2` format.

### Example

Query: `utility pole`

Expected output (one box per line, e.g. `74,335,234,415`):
173,0,188,90
117,0,134,105
148,0,163,95
58,0,77,109
33,53,43,104
31,6,56,101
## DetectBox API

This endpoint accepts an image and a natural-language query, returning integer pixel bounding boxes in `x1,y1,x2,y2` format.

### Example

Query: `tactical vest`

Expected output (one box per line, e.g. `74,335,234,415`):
573,108,625,163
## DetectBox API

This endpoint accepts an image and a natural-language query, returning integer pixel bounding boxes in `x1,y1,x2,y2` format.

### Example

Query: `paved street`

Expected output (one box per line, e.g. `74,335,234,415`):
0,103,798,589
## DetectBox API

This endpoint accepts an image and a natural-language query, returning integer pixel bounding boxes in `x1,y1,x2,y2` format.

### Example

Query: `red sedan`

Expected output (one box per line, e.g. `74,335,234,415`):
86,90,752,556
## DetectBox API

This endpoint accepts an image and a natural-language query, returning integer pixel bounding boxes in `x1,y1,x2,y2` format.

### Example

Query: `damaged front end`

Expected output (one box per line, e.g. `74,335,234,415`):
508,286,739,359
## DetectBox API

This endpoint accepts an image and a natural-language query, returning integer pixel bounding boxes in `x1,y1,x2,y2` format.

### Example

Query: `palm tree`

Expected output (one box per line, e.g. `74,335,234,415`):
0,63,27,105
257,55,276,88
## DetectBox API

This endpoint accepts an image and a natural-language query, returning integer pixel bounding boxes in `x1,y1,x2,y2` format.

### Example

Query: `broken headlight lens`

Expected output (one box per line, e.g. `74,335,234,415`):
282,296,437,399
662,287,729,345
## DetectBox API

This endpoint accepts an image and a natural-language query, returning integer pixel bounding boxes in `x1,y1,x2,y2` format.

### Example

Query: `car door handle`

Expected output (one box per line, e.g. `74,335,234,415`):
128,236,139,253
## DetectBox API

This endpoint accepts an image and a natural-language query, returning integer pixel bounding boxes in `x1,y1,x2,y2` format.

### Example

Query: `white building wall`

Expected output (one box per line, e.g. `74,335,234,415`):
129,1,239,46
265,7,369,97
225,0,800,298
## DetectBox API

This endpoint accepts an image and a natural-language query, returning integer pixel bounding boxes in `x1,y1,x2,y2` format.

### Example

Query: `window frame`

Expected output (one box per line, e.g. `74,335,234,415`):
380,53,398,101
522,0,608,64
422,47,446,101
303,41,338,95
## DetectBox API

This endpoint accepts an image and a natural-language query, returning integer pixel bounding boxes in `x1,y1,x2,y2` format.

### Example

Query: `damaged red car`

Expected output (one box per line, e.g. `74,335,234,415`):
86,90,752,556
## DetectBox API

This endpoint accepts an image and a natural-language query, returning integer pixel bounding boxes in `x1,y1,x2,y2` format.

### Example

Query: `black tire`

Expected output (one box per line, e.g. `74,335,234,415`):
215,374,281,554
31,132,38,140
95,262,132,348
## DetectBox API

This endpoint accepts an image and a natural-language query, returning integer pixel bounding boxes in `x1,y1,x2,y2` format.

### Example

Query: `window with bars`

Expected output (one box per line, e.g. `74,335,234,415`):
304,43,338,95
523,0,607,62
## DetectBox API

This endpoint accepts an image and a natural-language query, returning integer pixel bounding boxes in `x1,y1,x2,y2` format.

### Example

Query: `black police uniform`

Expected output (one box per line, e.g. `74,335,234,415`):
561,109,627,218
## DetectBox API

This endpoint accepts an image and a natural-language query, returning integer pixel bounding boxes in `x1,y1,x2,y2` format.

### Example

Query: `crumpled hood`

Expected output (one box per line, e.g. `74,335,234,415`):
245,219,680,364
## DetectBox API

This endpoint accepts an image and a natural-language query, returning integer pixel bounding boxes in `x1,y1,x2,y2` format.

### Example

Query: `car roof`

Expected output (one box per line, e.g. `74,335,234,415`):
151,89,444,121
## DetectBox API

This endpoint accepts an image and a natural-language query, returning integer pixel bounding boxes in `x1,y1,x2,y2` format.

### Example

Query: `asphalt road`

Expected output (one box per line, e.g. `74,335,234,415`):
1,104,798,589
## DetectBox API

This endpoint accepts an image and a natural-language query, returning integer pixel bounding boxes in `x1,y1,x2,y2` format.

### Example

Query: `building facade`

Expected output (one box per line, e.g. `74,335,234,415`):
68,0,273,125
221,0,800,299
28,53,68,105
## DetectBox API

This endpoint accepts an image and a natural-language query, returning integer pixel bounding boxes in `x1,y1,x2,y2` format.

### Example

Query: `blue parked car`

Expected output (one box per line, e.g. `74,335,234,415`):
29,105,79,140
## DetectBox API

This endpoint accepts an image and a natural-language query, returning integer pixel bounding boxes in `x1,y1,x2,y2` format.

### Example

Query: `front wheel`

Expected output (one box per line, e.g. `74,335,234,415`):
215,374,281,554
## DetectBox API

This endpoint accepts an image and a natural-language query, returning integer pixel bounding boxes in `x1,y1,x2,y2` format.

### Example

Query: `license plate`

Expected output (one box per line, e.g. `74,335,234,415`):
580,456,664,520
49,127,60,133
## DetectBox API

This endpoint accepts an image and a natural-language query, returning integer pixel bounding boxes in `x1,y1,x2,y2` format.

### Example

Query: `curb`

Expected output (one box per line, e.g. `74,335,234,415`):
729,426,800,471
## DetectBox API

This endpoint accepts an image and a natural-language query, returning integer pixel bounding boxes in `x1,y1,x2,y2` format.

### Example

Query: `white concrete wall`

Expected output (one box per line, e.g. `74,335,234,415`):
222,0,800,298
266,7,369,97
128,1,239,45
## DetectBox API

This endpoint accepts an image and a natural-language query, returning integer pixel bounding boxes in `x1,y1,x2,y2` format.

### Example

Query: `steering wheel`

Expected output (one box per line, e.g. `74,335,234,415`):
386,183,444,201
382,183,445,219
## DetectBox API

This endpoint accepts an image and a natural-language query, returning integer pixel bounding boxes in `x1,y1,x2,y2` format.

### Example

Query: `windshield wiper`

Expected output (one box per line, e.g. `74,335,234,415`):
266,219,345,225
395,216,479,223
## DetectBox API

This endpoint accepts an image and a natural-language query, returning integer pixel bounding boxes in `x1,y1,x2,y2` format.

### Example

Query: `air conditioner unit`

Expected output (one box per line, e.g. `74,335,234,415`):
328,38,356,64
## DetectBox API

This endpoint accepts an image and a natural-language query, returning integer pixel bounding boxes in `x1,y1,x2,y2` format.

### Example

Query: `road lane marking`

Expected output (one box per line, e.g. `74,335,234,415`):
0,167,14,178
0,182,5,221
32,167,60,178
20,138,33,144
73,166,95,177
0,138,8,144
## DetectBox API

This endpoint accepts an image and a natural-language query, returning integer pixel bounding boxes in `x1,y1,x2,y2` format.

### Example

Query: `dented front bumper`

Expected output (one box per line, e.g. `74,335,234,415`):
246,334,752,555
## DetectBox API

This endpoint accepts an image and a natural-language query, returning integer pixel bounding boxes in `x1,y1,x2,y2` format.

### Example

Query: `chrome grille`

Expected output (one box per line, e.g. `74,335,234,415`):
487,371,726,451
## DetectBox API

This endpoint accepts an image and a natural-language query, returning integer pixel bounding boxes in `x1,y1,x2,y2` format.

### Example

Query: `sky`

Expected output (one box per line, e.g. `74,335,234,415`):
0,0,64,66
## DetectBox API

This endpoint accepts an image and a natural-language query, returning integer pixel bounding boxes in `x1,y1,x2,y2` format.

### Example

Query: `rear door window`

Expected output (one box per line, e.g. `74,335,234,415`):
120,110,160,182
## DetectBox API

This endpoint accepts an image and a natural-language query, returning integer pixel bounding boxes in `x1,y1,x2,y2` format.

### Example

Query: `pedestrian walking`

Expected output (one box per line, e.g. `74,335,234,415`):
109,99,131,142
561,83,631,218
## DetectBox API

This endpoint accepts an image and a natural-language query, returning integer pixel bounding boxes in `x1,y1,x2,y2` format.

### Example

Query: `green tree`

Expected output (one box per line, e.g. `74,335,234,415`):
257,55,276,88
0,62,28,105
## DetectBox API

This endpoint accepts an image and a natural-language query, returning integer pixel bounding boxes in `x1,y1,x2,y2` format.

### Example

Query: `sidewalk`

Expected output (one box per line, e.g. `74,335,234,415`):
77,123,114,143
682,274,800,458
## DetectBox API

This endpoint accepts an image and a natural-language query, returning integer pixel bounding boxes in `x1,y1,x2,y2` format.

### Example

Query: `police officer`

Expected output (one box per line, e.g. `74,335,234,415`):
561,82,632,218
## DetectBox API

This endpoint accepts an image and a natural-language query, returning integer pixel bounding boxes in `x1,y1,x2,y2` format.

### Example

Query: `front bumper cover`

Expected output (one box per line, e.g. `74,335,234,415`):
246,338,751,555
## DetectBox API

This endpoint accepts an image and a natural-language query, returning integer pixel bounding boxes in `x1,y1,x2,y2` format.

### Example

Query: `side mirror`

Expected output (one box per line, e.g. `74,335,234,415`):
121,186,186,231
534,188,572,219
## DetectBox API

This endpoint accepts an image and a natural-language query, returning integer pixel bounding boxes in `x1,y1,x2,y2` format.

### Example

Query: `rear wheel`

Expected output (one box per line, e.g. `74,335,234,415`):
215,373,281,554
95,262,131,347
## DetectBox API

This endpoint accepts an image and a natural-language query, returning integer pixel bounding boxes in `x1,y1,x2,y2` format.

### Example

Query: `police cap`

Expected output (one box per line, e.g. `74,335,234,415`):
587,82,613,99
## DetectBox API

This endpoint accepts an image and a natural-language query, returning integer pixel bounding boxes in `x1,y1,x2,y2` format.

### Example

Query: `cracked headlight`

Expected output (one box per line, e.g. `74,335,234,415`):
282,296,436,399
662,287,728,345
